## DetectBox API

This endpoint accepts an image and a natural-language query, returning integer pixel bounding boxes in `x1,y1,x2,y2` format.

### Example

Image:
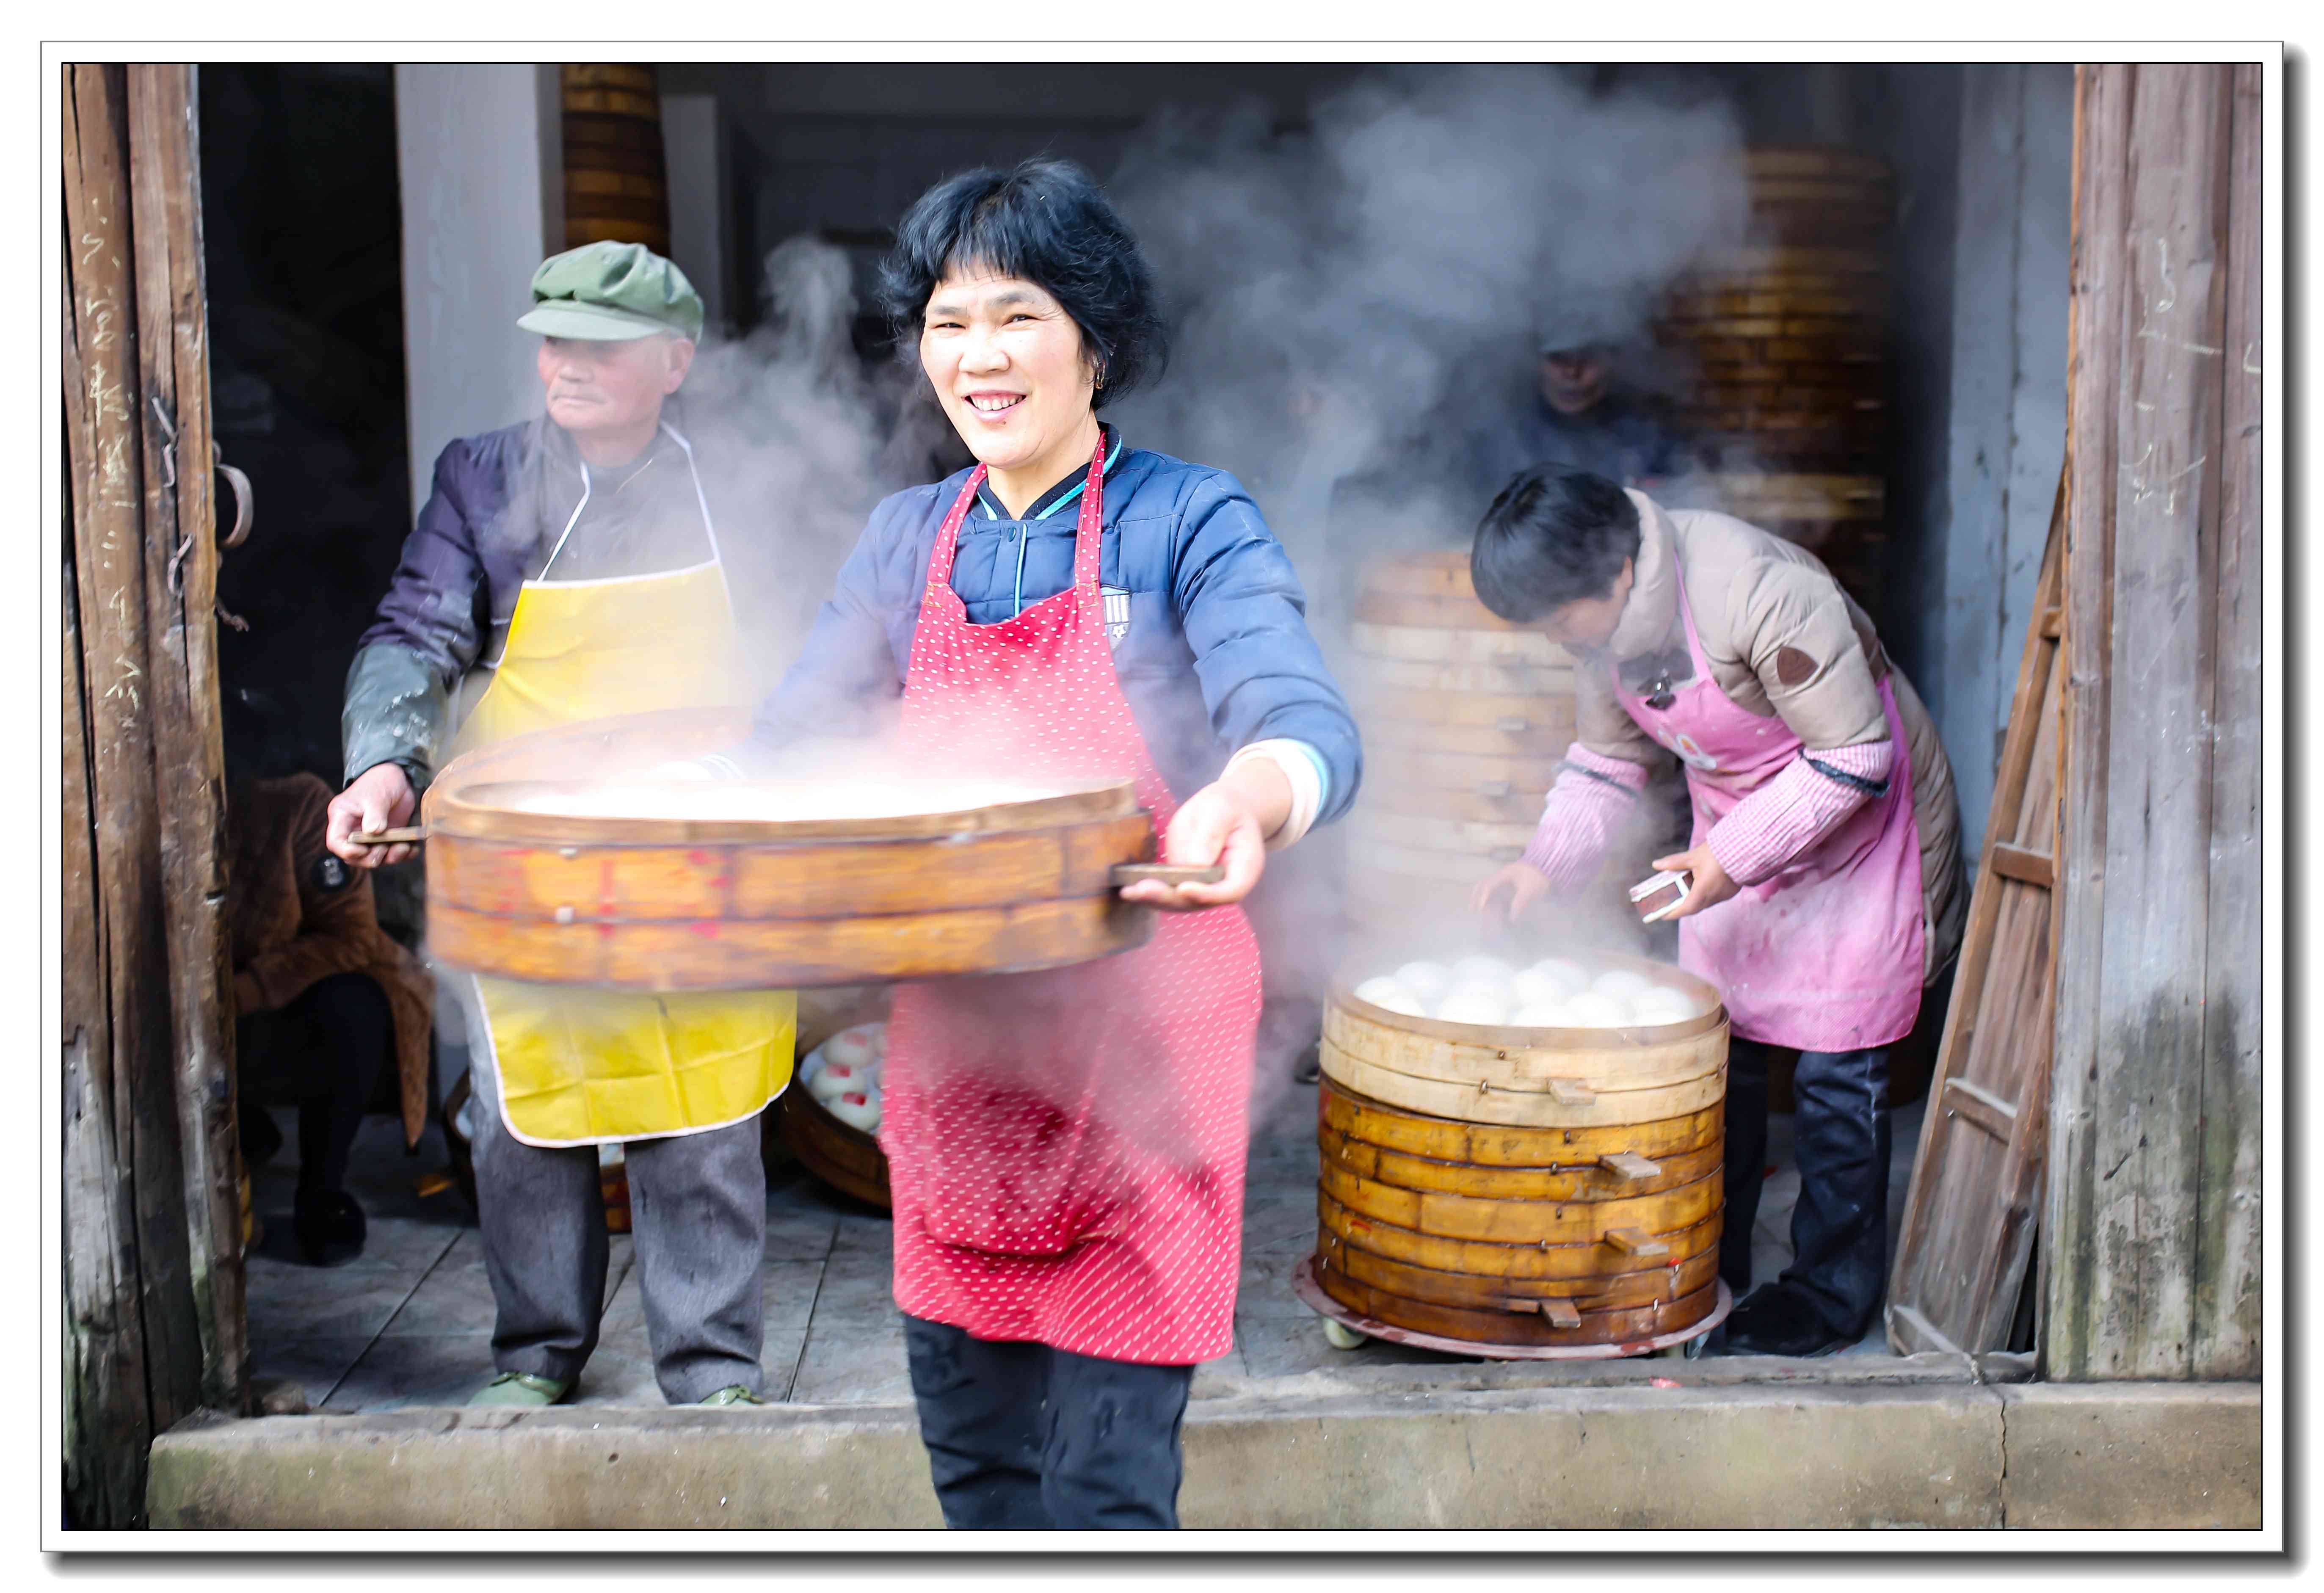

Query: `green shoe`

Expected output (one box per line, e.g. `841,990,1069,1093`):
698,1385,765,1407
467,1371,572,1408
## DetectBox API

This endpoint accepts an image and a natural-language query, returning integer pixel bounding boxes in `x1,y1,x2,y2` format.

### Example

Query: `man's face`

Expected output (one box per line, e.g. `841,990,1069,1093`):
1539,347,1616,416
536,334,692,436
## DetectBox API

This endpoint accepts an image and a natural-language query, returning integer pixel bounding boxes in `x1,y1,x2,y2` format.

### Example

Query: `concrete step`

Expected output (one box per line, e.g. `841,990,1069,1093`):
145,1368,2260,1531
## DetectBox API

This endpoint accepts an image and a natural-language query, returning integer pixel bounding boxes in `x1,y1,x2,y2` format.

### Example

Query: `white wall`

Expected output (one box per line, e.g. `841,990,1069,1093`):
1934,64,2073,848
660,92,727,331
395,63,563,512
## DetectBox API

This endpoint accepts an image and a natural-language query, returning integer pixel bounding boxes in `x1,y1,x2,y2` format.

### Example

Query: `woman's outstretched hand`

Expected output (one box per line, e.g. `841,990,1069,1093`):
1118,761,1287,912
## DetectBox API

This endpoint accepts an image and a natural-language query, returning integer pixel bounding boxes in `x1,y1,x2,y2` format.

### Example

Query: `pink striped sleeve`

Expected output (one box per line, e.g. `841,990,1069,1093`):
1521,746,1652,886
1706,740,1896,886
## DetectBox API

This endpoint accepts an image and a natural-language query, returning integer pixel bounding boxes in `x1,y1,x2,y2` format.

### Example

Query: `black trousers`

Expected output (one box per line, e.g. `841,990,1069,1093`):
235,970,391,1194
903,1315,1195,1530
1721,1037,1892,1339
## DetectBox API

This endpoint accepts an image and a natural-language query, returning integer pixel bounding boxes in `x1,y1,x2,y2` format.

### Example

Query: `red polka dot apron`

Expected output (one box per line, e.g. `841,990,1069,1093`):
880,442,1264,1364
1612,567,1924,1052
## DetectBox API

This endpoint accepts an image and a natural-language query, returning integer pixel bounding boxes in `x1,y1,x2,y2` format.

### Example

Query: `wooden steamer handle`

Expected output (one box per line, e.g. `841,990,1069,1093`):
348,825,428,848
1110,863,1227,889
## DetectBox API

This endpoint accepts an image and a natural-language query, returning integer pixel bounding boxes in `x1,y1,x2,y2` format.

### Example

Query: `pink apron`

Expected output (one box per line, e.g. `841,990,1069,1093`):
879,442,1265,1364
1611,571,1924,1052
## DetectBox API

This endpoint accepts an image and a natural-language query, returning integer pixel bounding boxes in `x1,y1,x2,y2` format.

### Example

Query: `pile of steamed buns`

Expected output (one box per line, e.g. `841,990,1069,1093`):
1352,955,1706,1030
797,1022,886,1132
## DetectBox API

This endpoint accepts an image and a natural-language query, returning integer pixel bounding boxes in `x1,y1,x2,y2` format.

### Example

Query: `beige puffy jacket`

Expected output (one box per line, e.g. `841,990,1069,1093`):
1574,492,1966,980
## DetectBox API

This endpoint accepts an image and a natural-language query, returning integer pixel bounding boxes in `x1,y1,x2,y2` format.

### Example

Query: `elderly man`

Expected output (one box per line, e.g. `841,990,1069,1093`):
327,241,794,1408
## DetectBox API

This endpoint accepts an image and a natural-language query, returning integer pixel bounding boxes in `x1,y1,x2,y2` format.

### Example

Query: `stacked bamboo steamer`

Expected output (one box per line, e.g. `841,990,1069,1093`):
1340,549,1578,928
1655,146,1894,605
1311,960,1728,1350
561,64,671,256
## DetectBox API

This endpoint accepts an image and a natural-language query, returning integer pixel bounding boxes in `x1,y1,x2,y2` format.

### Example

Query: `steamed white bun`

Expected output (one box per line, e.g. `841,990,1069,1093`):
1450,954,1516,986
1394,961,1452,1003
1590,968,1657,1002
1433,988,1513,1027
1630,986,1703,1026
1354,977,1427,1018
825,1086,882,1133
825,1026,883,1071
1507,1000,1572,1029
1562,991,1635,1028
1528,957,1587,991
809,1057,880,1103
1513,966,1581,1005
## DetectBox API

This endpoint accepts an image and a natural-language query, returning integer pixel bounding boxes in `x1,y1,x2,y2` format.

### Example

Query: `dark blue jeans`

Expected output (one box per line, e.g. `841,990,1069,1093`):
1721,1038,1892,1339
903,1314,1195,1529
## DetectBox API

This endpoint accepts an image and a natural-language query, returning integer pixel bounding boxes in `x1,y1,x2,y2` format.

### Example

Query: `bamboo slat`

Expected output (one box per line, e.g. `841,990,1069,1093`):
1318,1043,1726,1128
1319,1081,1722,1166
1341,656,1577,697
1321,1231,1720,1311
1319,1126,1720,1200
1319,1191,1722,1279
1350,621,1567,668
1314,1261,1719,1348
1319,1160,1720,1245
1323,990,1725,1091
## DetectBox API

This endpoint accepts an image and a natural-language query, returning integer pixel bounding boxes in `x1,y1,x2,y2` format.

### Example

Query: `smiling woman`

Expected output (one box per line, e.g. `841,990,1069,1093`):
728,157,1362,1531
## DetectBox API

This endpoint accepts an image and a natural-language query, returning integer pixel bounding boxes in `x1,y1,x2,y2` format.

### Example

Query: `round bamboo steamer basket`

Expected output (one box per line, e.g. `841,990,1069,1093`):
419,708,1166,991
1311,1061,1728,1349
774,987,893,1211
561,63,671,256
1349,621,1566,670
1345,810,1539,859
1317,956,1728,1128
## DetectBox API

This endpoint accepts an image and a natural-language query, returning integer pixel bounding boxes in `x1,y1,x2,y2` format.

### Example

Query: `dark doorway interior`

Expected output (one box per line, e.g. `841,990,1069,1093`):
200,64,411,846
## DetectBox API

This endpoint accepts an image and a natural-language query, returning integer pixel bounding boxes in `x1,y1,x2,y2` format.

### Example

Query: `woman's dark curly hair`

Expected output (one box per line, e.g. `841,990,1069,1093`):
1471,468,1642,623
877,158,1166,409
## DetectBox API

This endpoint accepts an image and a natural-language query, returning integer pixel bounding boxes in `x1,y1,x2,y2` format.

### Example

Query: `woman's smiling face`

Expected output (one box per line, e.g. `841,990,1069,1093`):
919,267,1098,476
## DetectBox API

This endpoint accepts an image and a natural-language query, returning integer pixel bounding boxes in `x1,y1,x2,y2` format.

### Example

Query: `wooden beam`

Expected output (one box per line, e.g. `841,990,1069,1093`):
2190,62,2264,1378
1941,1077,2020,1143
125,61,248,1414
2048,63,2252,1381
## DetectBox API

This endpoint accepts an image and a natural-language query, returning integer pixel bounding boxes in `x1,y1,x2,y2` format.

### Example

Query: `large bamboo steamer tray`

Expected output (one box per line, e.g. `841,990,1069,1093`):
419,709,1168,991
774,987,893,1212
1343,839,1513,887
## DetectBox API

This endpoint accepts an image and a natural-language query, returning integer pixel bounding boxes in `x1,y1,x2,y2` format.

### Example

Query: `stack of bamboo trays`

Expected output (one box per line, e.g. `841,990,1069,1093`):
561,64,672,257
1655,147,1895,606
1339,549,1577,929
1310,964,1729,1351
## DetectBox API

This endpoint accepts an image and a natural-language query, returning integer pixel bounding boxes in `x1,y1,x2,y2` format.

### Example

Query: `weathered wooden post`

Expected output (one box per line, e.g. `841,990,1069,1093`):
61,60,247,1529
2046,62,2264,1380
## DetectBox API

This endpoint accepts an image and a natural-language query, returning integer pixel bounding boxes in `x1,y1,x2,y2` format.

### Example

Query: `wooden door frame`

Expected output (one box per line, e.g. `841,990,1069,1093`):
61,59,248,1530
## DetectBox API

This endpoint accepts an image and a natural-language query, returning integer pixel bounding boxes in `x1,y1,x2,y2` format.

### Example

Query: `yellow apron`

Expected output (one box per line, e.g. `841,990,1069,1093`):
460,425,795,1147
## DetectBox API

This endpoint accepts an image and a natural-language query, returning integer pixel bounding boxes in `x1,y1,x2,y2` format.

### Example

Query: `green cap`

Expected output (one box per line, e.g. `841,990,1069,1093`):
517,240,704,342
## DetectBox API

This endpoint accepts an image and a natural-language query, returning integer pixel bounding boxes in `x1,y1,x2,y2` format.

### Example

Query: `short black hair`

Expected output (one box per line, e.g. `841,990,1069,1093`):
1470,468,1642,622
877,158,1166,409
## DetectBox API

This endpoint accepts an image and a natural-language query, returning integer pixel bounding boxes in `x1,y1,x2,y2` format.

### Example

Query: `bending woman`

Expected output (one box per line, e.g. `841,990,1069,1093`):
1470,469,1965,1358
723,160,1361,1527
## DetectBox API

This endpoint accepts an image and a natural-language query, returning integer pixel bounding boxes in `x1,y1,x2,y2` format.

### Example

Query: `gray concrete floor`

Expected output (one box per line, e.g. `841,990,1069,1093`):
245,1077,1923,1410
